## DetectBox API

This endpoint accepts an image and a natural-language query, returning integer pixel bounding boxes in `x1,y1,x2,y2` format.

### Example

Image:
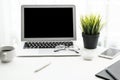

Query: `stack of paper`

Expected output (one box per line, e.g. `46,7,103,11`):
95,60,120,80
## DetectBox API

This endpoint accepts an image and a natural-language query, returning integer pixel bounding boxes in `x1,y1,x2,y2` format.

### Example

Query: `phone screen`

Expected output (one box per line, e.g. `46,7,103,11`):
101,48,120,57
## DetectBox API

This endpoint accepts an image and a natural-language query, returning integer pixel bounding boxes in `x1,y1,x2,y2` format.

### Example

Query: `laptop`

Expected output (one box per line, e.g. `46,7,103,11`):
17,5,80,57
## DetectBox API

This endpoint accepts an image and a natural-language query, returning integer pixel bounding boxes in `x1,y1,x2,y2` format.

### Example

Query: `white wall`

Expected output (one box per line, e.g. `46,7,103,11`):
0,0,12,46
0,0,5,46
107,0,120,48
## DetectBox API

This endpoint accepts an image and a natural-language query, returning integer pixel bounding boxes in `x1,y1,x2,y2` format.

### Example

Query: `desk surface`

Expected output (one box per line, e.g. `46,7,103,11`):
0,47,120,80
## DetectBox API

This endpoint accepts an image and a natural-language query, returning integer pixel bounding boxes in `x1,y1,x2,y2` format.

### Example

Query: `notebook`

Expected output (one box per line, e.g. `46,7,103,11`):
95,69,114,80
106,60,120,80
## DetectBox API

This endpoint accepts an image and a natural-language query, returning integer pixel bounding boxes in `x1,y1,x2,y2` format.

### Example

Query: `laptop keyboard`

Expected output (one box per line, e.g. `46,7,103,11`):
24,41,73,49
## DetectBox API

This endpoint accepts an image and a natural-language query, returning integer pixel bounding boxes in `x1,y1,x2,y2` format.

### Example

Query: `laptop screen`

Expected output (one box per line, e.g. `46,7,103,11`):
21,5,76,41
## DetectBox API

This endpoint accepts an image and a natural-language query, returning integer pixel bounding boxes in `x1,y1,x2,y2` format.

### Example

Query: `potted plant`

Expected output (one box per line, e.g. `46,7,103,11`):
80,14,104,49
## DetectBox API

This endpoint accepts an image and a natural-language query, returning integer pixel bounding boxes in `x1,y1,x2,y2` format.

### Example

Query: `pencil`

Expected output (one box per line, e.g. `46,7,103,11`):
34,62,51,73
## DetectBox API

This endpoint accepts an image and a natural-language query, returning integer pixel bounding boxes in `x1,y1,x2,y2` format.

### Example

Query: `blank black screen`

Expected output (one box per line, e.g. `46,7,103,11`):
24,7,74,38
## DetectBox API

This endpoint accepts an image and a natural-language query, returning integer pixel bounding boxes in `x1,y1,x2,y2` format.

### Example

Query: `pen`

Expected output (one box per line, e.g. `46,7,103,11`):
34,62,51,73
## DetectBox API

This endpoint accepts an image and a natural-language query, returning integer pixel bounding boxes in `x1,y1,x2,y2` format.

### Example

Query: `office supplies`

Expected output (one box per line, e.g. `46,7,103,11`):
96,60,120,80
34,62,51,73
99,48,120,59
18,5,80,57
95,69,114,80
106,60,120,80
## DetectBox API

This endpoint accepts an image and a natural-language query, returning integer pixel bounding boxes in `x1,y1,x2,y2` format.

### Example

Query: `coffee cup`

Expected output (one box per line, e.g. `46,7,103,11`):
0,46,15,63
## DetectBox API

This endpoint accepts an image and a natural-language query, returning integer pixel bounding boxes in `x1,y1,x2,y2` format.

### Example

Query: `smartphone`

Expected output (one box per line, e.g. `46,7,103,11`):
99,48,120,59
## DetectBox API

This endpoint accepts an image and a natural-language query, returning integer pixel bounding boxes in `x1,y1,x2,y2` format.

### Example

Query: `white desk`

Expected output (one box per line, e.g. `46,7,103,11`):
0,47,120,80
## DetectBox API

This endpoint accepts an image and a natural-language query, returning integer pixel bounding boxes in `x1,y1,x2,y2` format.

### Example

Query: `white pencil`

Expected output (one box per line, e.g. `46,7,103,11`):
34,62,51,73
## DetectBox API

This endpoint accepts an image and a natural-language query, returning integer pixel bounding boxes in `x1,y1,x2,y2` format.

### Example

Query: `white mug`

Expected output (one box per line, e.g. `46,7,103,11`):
0,46,15,63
